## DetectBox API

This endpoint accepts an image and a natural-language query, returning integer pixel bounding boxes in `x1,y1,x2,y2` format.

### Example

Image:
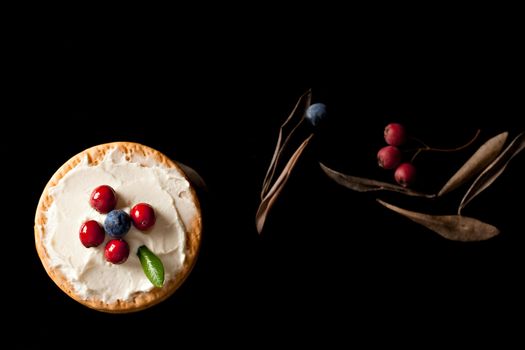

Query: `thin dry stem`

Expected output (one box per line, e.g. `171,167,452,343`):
411,129,480,162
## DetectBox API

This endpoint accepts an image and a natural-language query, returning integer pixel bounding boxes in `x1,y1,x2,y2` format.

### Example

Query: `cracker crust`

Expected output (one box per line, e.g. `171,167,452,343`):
34,142,202,313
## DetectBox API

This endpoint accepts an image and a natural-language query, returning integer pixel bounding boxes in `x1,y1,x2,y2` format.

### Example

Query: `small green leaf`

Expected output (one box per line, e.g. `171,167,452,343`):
137,245,165,287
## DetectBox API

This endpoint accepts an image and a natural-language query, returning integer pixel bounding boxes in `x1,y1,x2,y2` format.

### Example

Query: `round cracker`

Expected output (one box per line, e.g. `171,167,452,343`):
34,142,202,313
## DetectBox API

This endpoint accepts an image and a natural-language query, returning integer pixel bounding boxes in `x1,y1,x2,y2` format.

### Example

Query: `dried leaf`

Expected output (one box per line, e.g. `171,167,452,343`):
377,199,499,242
459,132,525,213
256,134,314,234
438,131,508,196
320,163,435,198
261,90,312,199
176,162,207,191
261,125,283,199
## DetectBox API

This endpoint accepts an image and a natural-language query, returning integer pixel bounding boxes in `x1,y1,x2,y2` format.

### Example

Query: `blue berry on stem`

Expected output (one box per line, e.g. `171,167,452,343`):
104,210,131,238
305,103,327,127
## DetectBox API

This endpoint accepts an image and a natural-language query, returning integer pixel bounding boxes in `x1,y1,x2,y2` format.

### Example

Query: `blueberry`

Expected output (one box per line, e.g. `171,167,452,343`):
104,210,131,238
305,103,327,127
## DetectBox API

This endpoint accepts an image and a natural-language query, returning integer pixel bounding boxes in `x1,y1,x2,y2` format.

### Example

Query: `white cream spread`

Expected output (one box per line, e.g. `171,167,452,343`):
43,148,197,303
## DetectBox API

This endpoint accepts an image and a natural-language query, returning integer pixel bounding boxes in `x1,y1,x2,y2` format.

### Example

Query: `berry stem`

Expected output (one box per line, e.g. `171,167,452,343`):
410,129,480,162
261,117,305,198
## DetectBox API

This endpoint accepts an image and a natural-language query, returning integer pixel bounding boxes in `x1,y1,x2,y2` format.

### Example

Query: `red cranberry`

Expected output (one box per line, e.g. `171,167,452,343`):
130,203,156,231
377,146,402,169
384,122,407,146
90,185,117,214
104,239,130,264
395,162,417,187
79,220,105,248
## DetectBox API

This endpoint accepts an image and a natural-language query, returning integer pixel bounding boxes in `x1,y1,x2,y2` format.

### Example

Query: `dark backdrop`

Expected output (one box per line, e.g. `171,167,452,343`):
6,19,525,345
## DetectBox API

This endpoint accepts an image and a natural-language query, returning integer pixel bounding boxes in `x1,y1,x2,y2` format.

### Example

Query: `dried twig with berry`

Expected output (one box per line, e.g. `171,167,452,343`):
258,90,524,241
322,126,524,241
256,90,327,234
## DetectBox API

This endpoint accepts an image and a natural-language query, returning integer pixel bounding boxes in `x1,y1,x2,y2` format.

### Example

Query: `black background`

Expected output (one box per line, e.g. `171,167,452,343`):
6,13,525,345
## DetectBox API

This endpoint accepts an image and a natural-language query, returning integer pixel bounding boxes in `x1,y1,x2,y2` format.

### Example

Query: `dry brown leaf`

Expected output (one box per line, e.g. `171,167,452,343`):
377,199,499,241
320,163,435,198
256,134,314,234
459,132,525,213
438,131,508,197
261,89,312,199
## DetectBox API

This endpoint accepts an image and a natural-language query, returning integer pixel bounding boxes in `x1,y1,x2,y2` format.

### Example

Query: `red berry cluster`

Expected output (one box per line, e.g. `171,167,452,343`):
79,185,156,264
377,123,416,187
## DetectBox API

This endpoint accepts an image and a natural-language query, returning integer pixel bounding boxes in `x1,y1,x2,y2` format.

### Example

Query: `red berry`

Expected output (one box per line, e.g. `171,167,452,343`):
104,239,130,264
79,220,105,248
384,123,406,146
377,146,402,169
90,185,117,213
395,162,417,187
130,203,156,231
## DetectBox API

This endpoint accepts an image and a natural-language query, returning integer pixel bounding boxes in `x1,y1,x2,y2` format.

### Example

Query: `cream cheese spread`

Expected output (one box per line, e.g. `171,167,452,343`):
43,148,194,303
